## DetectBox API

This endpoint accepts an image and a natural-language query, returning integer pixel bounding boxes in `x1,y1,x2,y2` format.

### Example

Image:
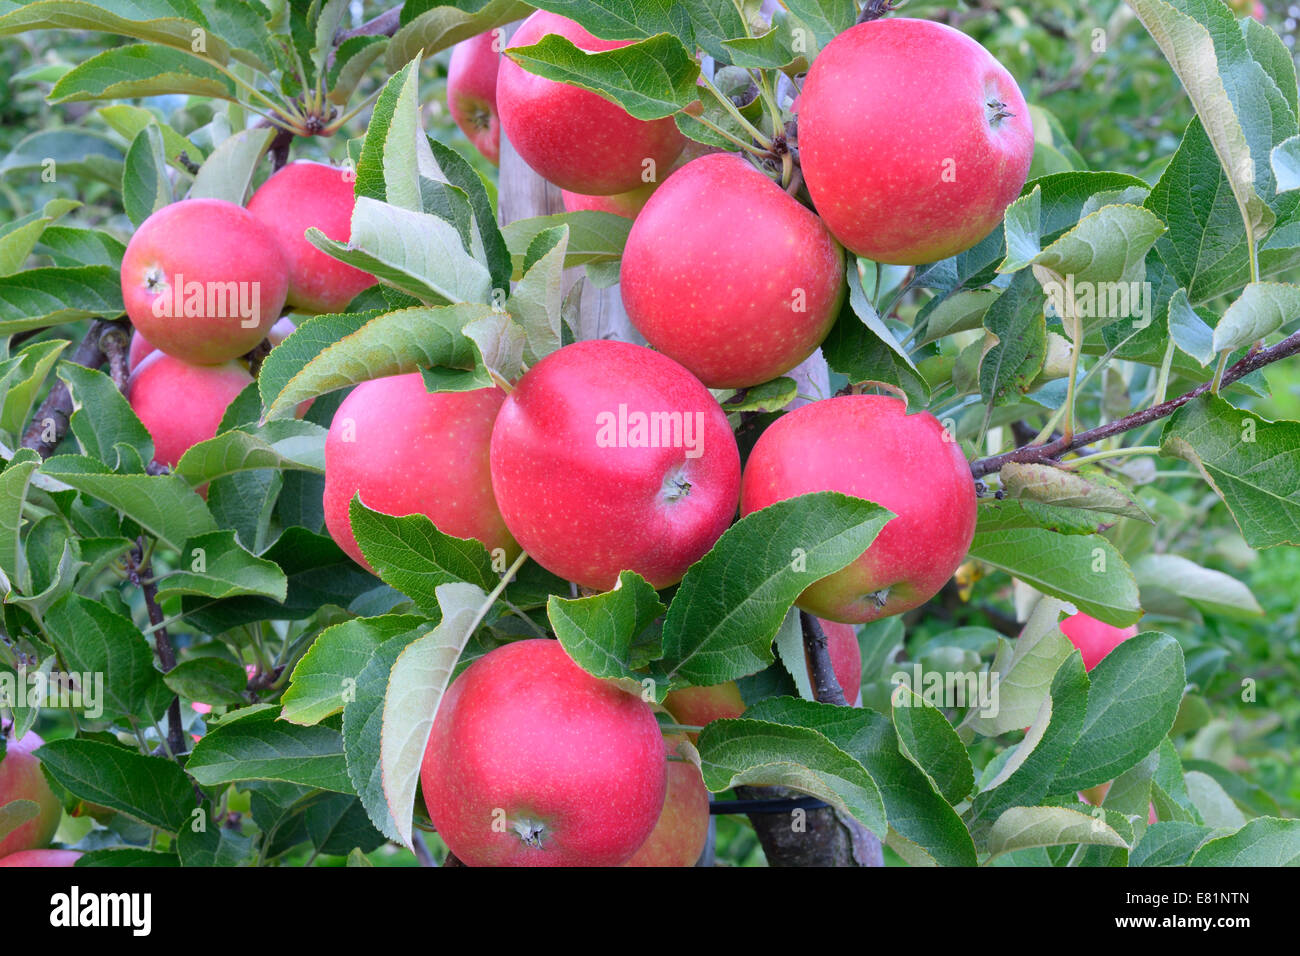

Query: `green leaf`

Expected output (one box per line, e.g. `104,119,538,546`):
781,0,856,48
328,35,389,104
425,137,512,294
1161,393,1300,547
501,211,631,276
1133,553,1262,618
0,449,41,592
919,289,1001,346
968,528,1141,627
1212,281,1300,353
1188,817,1300,865
506,32,698,120
385,0,532,72
76,848,180,867
43,593,166,723
891,688,976,806
155,529,288,603
97,103,204,171
36,226,126,269
512,1,691,43
176,819,254,866
1129,0,1276,241
1055,632,1187,791
186,705,354,793
0,198,79,276
282,614,428,726
999,184,1043,272
35,738,194,832
0,266,123,334
1271,134,1300,193
985,805,1128,862
163,657,248,707
721,11,801,69
660,492,892,686
188,126,277,205
508,225,567,364
350,497,499,610
380,582,488,847
548,570,664,686
822,294,929,408
307,197,493,305
1131,821,1216,866
980,269,1048,405
1,339,69,438
697,716,887,838
50,44,237,102
1184,769,1247,828
175,419,326,487
998,462,1154,522
0,128,124,185
57,361,153,471
259,305,491,419
41,455,216,551
0,1,233,63
122,124,172,227
1167,288,1216,365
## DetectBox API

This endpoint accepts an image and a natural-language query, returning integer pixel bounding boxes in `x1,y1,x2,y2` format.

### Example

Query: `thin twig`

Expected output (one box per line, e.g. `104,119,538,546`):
128,537,188,759
970,330,1300,478
20,319,128,459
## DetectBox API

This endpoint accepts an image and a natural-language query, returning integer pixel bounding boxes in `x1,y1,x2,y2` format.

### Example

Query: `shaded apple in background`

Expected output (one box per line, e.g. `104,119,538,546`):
422,639,666,866
0,849,82,867
560,181,658,219
1061,612,1139,672
447,30,502,164
621,153,845,388
0,729,63,859
127,352,253,467
664,618,862,728
323,373,517,572
247,161,375,314
741,395,977,624
798,17,1034,265
121,198,287,364
496,10,686,194
128,315,296,374
489,340,741,590
624,734,710,867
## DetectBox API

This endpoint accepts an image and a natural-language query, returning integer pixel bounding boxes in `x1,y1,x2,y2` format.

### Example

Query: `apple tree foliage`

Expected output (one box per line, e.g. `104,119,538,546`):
0,0,1298,867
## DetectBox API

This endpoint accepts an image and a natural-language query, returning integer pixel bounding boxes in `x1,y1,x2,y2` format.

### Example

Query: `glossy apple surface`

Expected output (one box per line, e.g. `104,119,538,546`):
422,639,666,866
121,198,287,364
0,730,63,859
621,153,845,388
741,395,977,623
624,734,710,867
127,351,253,467
799,17,1034,264
447,31,502,164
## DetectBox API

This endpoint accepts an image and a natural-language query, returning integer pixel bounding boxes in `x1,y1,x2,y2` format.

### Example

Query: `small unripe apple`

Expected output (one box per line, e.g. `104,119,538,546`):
422,638,666,866
127,351,253,467
624,734,710,867
246,161,375,314
497,11,686,194
621,153,845,388
799,18,1034,264
0,849,82,867
0,729,63,859
121,198,288,364
323,373,518,572
489,340,741,590
740,395,977,623
447,31,503,165
1060,612,1139,672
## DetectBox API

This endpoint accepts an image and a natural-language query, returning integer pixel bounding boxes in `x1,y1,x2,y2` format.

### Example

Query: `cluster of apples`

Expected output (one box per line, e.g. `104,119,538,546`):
119,162,375,468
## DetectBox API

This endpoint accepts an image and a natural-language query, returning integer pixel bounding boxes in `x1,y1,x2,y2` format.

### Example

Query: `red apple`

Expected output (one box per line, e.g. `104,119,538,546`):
0,849,82,867
323,373,518,572
447,30,503,165
740,395,977,623
127,351,253,467
664,617,860,726
121,198,288,364
127,330,155,371
624,734,710,867
0,729,63,859
798,17,1034,265
497,11,686,194
560,181,658,219
1060,612,1139,672
620,153,845,388
246,161,375,314
489,340,741,590
422,638,666,866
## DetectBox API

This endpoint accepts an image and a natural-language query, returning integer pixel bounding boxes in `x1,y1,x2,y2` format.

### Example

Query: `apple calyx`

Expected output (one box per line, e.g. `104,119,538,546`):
511,817,548,848
865,587,891,609
468,104,492,132
985,97,1016,125
660,468,694,503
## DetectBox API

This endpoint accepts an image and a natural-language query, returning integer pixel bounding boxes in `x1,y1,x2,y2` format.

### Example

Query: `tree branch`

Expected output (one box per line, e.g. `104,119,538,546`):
20,319,128,459
801,612,846,706
970,330,1300,479
337,5,404,44
127,538,188,760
